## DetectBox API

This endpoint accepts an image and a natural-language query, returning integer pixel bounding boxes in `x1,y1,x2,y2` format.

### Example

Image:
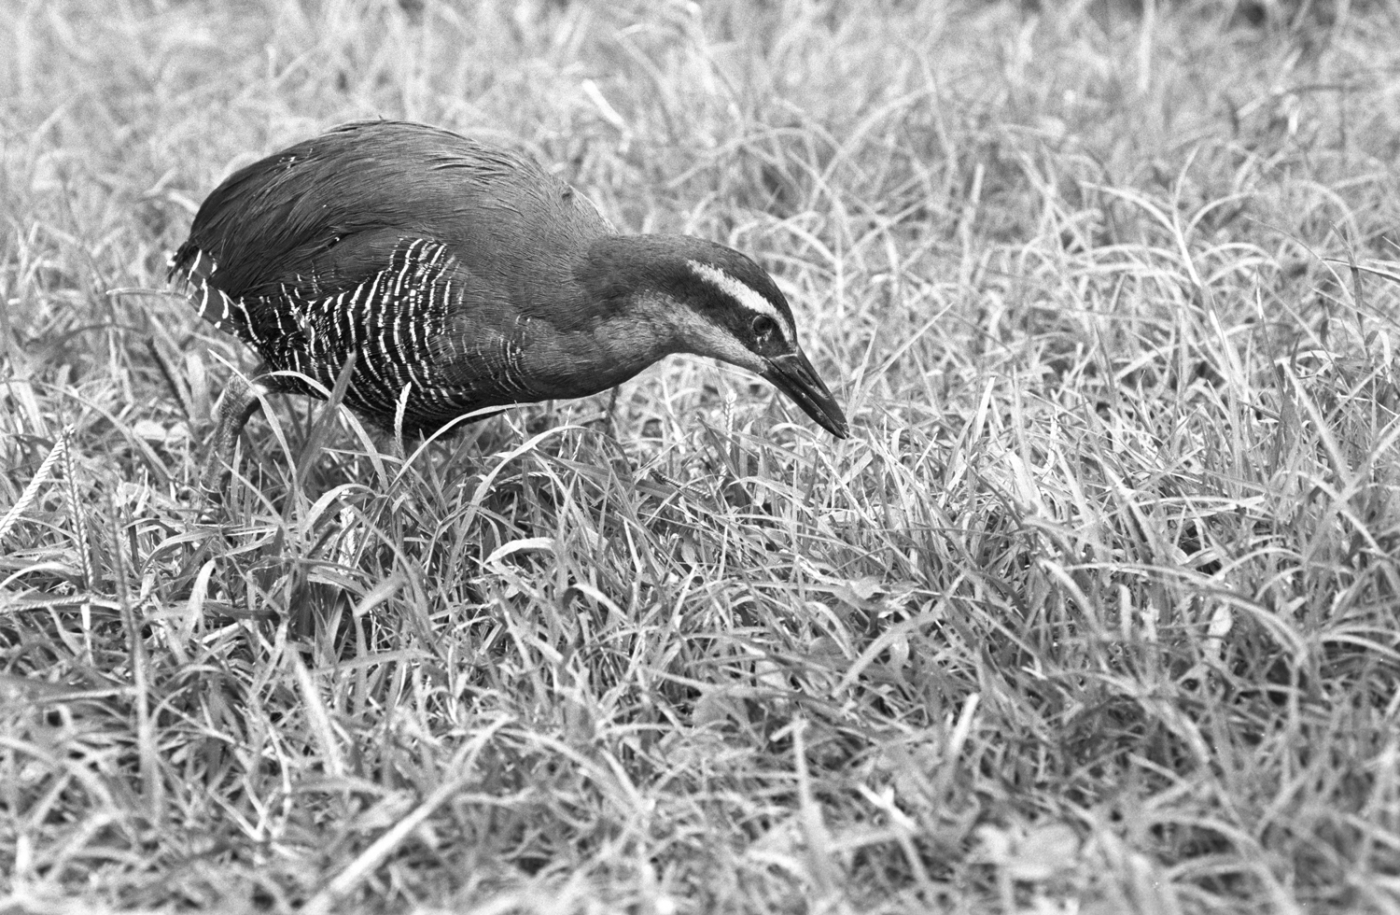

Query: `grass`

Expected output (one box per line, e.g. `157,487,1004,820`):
3,0,1400,911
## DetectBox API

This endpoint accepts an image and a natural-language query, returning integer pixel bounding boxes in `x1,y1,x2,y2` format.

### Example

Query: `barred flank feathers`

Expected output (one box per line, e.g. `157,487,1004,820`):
171,230,477,436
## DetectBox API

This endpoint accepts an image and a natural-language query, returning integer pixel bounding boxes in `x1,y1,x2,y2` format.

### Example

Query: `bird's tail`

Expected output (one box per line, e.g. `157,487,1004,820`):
167,241,208,288
168,243,238,330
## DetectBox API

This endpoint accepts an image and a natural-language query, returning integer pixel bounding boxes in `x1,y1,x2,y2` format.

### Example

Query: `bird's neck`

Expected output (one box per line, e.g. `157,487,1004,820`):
509,236,694,400
568,233,674,332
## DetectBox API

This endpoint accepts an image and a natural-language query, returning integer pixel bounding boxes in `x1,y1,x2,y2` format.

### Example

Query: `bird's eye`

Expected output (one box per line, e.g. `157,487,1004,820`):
752,315,779,339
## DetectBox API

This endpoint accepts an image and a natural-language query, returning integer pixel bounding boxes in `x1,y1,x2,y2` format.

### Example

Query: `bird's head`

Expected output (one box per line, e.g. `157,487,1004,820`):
582,236,849,439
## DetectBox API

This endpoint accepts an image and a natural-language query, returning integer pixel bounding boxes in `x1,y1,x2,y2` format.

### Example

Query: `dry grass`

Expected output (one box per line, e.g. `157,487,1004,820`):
3,0,1400,912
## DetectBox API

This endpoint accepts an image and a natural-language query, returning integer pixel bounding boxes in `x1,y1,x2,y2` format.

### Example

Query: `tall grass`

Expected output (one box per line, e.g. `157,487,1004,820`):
2,1,1399,912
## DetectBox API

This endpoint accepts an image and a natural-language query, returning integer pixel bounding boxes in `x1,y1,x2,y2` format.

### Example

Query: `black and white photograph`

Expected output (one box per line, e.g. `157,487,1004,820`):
2,1,1397,912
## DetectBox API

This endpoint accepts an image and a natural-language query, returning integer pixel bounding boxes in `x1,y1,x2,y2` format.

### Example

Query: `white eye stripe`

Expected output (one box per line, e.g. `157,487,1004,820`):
685,259,794,340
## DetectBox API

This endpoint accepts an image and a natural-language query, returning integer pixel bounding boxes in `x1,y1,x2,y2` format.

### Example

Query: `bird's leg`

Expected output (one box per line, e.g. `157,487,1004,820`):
200,373,265,497
604,386,621,438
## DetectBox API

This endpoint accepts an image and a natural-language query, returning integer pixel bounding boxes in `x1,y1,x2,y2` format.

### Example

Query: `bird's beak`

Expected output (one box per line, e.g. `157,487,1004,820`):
764,348,849,439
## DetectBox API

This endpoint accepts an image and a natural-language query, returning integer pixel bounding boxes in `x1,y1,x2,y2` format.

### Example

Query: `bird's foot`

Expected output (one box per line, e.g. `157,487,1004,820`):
199,376,264,502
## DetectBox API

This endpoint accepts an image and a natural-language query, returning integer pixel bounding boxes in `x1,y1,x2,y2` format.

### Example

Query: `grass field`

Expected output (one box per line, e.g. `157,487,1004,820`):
3,0,1400,912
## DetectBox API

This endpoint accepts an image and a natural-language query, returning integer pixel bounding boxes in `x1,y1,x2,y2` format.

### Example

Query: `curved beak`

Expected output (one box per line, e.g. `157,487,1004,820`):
763,348,849,439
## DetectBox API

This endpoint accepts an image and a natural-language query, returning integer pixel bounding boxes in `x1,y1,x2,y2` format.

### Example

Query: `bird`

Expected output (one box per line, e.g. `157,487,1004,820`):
169,120,848,481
